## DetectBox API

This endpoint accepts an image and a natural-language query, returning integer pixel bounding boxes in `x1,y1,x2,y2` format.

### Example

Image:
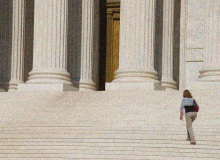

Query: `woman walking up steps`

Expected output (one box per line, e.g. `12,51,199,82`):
180,90,199,145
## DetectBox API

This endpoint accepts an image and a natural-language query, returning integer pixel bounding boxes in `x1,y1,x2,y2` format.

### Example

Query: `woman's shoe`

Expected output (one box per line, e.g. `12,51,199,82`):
190,142,196,145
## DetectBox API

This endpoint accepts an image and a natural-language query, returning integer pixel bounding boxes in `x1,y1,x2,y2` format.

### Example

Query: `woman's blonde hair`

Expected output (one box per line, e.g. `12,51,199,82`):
183,90,192,98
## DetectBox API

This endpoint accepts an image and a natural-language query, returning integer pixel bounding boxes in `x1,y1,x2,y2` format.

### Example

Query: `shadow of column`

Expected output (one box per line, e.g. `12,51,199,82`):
0,0,12,90
98,0,107,91
67,0,82,89
154,0,164,81
173,0,181,89
24,0,34,82
91,0,102,90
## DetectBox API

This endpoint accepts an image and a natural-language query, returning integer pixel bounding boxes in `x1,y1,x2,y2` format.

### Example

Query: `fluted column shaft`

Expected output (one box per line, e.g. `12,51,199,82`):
114,0,158,82
161,0,177,89
9,0,25,90
27,0,71,84
199,0,220,81
79,0,99,91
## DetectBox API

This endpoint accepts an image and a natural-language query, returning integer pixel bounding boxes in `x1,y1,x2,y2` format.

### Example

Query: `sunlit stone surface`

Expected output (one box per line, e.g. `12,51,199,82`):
0,0,219,159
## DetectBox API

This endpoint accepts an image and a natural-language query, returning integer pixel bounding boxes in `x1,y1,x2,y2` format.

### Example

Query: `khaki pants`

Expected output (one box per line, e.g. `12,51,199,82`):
185,112,197,143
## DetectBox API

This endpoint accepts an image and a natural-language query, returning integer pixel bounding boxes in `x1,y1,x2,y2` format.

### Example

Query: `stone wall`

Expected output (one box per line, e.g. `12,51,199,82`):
181,0,206,89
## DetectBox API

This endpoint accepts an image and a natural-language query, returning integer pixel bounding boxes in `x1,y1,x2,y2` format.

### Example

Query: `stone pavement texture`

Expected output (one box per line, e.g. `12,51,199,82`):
0,90,219,159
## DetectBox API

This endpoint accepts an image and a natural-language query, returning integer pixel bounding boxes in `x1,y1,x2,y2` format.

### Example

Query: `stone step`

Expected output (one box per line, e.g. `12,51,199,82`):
0,138,219,145
0,158,216,160
1,130,219,136
0,159,64,160
1,126,219,132
0,154,68,158
69,152,220,159
2,123,220,127
0,132,219,139
0,140,219,150
1,120,219,127
0,142,220,149
1,149,218,159
0,157,216,160
73,158,216,160
1,127,219,139
0,147,219,159
0,133,217,140
0,139,219,147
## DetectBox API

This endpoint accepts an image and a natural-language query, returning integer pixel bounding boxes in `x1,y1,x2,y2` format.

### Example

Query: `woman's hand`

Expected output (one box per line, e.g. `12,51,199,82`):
180,110,183,120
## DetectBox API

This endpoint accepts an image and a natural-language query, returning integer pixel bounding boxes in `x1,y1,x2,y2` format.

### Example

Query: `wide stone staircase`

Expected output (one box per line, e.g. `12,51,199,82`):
0,90,219,159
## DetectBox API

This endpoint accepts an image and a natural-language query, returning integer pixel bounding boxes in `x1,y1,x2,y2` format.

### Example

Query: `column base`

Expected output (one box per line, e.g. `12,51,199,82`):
79,81,96,91
191,81,220,90
27,69,72,84
8,80,24,91
161,79,177,90
17,83,78,91
106,81,165,91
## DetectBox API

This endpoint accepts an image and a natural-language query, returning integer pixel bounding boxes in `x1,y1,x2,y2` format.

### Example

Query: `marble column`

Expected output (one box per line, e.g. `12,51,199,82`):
161,0,177,90
196,0,220,89
19,0,72,91
106,0,163,90
9,0,25,91
79,0,99,91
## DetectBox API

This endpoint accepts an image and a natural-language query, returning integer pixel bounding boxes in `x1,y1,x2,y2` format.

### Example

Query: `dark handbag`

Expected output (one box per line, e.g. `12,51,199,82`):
194,100,199,112
195,105,199,112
